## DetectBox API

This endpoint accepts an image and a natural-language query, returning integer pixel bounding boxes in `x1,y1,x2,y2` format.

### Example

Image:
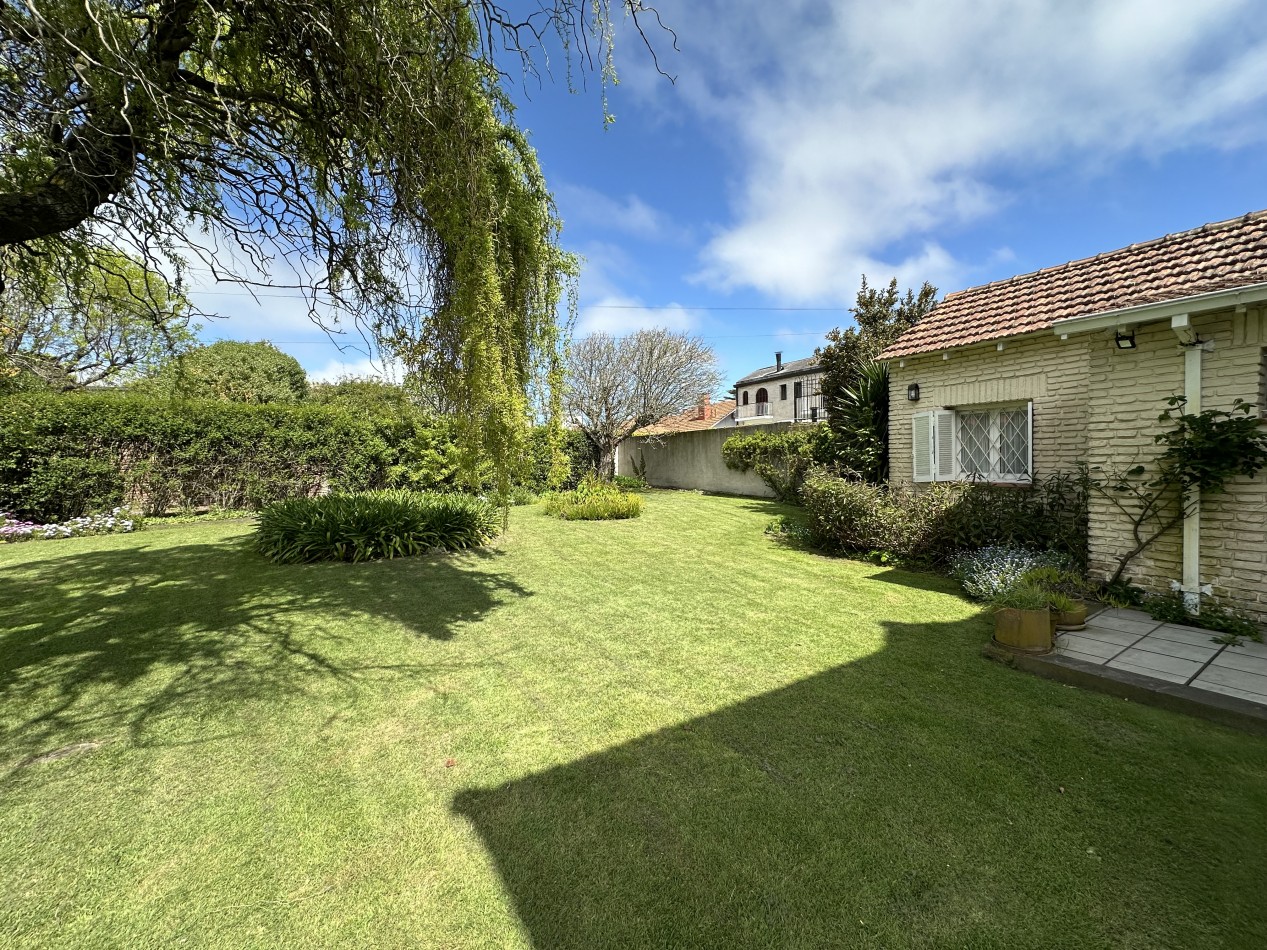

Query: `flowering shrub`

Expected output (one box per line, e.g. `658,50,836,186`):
1,507,140,543
950,545,1070,601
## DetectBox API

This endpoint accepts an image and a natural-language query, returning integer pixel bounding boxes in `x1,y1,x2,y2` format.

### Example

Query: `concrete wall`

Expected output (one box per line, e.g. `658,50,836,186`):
616,424,792,497
886,308,1267,620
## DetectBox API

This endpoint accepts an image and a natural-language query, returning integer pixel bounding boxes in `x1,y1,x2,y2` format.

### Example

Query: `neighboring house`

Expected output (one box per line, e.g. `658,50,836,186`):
732,353,824,425
635,395,738,436
880,209,1267,618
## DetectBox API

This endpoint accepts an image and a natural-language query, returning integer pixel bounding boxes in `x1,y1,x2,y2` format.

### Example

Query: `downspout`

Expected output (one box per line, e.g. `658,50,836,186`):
1171,314,1207,612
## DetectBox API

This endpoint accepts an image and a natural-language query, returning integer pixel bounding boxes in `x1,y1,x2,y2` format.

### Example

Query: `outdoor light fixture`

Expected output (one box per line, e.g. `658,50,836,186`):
907,383,920,401
1115,329,1137,350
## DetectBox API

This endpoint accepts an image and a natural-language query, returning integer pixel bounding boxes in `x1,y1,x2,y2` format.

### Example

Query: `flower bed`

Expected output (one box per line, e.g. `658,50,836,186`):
1,508,140,543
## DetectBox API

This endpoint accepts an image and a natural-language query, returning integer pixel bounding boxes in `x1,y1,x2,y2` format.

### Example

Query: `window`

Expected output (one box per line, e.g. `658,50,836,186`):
912,404,1032,484
755,388,770,416
756,387,768,404
780,384,787,400
742,391,749,406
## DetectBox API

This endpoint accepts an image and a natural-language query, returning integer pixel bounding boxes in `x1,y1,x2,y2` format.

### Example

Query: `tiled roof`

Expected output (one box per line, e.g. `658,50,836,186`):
635,399,737,436
880,210,1267,359
735,355,821,386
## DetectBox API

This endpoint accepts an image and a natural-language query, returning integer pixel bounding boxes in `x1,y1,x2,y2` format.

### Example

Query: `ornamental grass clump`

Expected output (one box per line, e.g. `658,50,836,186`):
949,545,1070,601
254,490,500,564
542,475,642,521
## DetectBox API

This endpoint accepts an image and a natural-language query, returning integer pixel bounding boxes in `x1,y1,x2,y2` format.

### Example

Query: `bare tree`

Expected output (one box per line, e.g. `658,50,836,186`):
565,329,723,476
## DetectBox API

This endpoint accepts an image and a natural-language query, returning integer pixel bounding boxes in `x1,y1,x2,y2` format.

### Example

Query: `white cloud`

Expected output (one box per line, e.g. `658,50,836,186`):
306,355,403,384
576,293,701,335
633,0,1267,300
556,183,680,241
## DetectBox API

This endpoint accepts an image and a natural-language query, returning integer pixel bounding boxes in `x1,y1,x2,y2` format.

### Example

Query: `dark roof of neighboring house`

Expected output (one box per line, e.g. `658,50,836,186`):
635,399,737,437
734,355,821,386
880,209,1267,360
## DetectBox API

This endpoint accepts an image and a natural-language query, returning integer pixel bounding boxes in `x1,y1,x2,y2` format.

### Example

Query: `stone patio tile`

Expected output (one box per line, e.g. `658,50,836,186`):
1072,625,1146,648
1106,659,1189,685
1088,614,1159,636
1190,680,1267,705
1131,636,1220,663
1209,651,1267,676
1055,646,1112,666
1108,648,1204,682
1191,665,1267,701
1055,634,1124,660
1101,608,1153,624
1224,639,1267,659
1147,624,1223,648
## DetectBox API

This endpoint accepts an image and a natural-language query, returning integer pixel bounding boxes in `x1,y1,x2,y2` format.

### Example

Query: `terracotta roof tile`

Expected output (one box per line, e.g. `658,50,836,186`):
880,210,1267,359
635,399,736,436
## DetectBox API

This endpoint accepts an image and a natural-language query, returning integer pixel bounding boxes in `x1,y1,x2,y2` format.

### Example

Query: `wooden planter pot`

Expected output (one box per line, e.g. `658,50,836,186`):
1053,600,1089,632
993,607,1053,654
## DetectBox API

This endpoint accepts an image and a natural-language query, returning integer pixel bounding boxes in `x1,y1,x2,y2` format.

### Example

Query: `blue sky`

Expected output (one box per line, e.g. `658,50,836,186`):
191,0,1267,390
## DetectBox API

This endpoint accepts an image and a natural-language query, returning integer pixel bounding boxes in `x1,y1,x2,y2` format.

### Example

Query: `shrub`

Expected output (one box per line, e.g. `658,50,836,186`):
949,546,1071,601
542,476,643,521
1143,590,1263,643
1,507,140,542
254,490,500,563
799,467,1089,568
722,424,836,501
612,474,647,491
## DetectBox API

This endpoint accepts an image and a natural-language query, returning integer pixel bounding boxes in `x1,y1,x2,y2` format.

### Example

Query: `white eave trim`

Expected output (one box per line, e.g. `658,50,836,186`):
1051,281,1267,336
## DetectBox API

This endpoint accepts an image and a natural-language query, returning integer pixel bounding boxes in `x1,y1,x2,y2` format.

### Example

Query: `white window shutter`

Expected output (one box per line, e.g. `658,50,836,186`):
912,412,934,482
934,410,957,481
1025,400,1034,480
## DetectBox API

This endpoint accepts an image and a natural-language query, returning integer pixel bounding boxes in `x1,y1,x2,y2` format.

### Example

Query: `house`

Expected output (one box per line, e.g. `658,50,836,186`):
635,395,737,436
880,210,1267,619
731,352,824,425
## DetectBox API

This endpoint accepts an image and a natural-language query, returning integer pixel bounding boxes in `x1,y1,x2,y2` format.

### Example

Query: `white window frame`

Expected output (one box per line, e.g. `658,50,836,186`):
912,402,1032,485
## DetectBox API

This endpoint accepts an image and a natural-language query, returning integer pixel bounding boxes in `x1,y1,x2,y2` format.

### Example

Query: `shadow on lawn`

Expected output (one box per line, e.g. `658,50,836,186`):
453,615,1259,949
0,533,528,760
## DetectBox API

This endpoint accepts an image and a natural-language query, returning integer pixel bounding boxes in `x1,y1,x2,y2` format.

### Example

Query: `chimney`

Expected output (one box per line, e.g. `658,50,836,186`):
696,393,711,421
775,351,783,372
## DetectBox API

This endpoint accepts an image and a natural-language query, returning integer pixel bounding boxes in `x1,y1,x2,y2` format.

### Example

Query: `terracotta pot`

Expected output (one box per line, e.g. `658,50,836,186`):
993,607,1053,654
1054,600,1088,632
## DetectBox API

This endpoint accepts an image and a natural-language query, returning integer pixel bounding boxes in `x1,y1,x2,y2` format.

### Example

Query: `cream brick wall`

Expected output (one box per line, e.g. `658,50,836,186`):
1085,308,1267,619
887,308,1267,621
888,332,1091,486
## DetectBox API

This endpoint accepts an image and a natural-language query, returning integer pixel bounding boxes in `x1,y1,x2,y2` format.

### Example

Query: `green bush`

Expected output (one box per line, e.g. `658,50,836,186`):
612,474,647,491
254,490,500,563
542,476,643,521
722,424,836,502
989,582,1050,611
14,456,125,523
800,467,1088,567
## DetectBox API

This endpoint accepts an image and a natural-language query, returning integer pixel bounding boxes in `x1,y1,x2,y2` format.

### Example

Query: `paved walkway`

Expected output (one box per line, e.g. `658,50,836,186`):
1054,608,1267,707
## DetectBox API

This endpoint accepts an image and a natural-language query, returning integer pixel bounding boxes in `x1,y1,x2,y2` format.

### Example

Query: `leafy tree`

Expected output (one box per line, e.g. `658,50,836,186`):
148,341,309,403
565,329,723,477
308,377,416,418
0,248,195,389
818,276,938,404
817,276,936,481
0,0,668,490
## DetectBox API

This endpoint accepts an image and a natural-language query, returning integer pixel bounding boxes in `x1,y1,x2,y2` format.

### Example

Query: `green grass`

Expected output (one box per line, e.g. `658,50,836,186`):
1,492,1264,948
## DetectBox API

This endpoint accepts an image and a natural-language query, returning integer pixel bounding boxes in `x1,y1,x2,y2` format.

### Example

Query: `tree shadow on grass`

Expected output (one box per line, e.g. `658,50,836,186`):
0,532,529,761
454,617,1266,949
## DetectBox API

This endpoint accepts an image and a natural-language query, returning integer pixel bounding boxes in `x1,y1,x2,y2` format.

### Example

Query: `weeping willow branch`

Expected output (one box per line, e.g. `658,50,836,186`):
0,0,669,485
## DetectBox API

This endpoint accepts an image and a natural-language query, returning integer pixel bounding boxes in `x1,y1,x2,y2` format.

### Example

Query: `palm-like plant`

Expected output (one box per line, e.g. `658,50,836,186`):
828,361,890,483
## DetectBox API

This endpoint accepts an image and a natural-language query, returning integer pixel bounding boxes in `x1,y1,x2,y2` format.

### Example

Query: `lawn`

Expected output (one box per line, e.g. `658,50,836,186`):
1,491,1265,948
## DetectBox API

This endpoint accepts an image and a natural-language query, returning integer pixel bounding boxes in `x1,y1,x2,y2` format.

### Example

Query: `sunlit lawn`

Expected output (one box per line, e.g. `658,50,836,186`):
1,491,1264,948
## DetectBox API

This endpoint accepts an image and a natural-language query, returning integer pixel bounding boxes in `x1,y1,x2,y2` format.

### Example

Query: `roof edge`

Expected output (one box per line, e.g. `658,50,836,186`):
1051,281,1267,335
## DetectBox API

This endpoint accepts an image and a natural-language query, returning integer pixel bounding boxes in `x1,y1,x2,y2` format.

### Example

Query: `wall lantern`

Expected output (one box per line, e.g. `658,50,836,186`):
906,383,920,402
1114,328,1137,350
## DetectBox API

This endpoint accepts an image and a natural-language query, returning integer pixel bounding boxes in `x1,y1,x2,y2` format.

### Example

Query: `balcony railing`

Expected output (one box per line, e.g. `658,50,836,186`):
794,395,824,422
736,402,772,420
